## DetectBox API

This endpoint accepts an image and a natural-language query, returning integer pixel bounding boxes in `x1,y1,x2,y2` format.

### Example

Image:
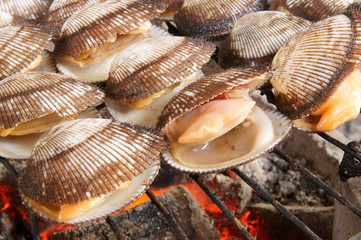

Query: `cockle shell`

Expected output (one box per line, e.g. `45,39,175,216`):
54,0,164,57
173,0,266,40
0,72,104,133
105,36,216,102
270,9,361,121
0,0,51,24
157,68,291,173
277,0,354,21
18,118,166,223
0,25,52,80
218,11,311,68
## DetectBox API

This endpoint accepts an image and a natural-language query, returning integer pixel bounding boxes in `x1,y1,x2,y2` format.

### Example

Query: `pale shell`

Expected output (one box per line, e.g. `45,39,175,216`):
218,11,311,68
173,0,266,40
18,118,166,223
270,10,361,119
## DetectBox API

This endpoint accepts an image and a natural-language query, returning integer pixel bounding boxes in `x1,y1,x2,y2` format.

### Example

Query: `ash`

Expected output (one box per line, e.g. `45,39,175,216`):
256,153,334,207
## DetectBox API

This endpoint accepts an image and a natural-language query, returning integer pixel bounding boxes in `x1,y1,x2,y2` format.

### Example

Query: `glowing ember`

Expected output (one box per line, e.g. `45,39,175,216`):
40,224,74,240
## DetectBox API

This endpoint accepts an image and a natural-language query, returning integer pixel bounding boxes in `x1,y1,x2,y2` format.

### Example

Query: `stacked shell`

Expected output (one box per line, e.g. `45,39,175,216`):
173,0,266,40
218,11,311,68
0,72,104,159
54,0,165,82
270,5,361,132
157,68,291,173
104,35,216,127
18,119,166,223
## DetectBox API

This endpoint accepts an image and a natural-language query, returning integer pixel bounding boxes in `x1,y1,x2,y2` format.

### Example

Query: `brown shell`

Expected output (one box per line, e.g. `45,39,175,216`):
18,119,166,206
270,9,361,119
219,11,311,68
0,0,51,23
173,0,266,40
47,0,102,36
0,72,104,129
0,25,52,80
105,36,215,101
278,0,353,21
156,68,271,130
54,0,164,57
154,0,184,12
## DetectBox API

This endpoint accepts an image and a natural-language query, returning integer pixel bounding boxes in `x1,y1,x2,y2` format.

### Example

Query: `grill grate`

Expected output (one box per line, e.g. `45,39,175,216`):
1,130,361,239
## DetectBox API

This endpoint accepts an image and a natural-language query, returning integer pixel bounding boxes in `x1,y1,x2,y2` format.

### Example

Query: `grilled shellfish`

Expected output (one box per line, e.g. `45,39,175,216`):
0,24,52,80
18,118,166,223
173,0,266,40
105,35,215,126
270,7,361,132
0,72,104,137
157,68,291,173
218,11,311,68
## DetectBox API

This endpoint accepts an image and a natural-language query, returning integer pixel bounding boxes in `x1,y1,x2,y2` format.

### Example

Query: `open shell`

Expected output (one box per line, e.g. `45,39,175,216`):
158,68,291,173
218,11,311,68
277,0,353,21
54,0,164,57
18,118,166,223
0,72,104,133
0,0,51,24
270,10,361,121
0,25,52,80
173,0,266,40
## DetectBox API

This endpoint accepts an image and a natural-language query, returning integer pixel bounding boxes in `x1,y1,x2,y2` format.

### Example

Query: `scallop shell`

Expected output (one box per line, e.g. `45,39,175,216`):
0,72,104,131
54,0,164,57
218,11,311,68
105,36,216,102
0,133,43,159
173,0,266,40
0,25,52,80
18,118,166,223
158,68,291,173
278,0,353,21
155,0,184,19
270,10,361,120
157,68,272,130
0,0,51,24
47,0,102,36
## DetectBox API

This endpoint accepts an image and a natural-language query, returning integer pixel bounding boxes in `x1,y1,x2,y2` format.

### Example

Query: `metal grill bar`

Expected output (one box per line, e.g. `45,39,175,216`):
145,189,189,240
273,148,361,218
105,216,127,240
317,132,361,162
232,167,322,240
190,174,256,240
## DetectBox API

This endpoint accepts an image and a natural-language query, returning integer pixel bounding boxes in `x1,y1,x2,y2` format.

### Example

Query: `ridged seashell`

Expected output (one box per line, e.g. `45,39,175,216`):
0,72,104,136
173,0,266,40
105,36,216,102
0,0,51,23
47,0,102,36
0,25,52,80
18,118,166,223
155,0,184,19
218,11,311,68
0,11,14,27
157,68,291,173
56,25,171,83
270,8,361,131
278,0,353,21
54,0,164,57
